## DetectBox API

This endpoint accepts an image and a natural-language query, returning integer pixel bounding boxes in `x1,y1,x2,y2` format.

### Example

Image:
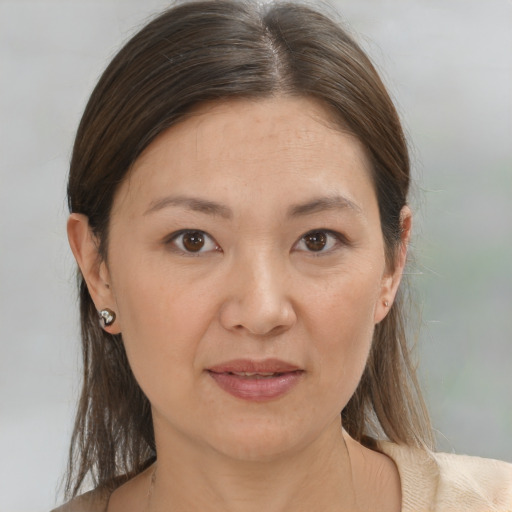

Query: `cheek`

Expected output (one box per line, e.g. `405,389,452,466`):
109,254,217,390
307,263,381,341
304,268,381,402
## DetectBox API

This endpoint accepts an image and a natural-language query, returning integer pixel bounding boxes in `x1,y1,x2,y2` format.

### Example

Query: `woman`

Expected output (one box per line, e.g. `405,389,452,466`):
55,1,512,511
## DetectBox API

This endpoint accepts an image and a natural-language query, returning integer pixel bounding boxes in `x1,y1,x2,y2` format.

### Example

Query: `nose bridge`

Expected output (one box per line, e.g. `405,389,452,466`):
220,242,295,335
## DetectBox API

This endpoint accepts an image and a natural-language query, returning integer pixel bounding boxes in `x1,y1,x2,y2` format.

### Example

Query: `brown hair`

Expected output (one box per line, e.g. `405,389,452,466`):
65,0,433,498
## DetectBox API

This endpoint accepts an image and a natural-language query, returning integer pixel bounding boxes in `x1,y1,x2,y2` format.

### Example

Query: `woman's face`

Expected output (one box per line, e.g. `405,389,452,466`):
84,97,406,461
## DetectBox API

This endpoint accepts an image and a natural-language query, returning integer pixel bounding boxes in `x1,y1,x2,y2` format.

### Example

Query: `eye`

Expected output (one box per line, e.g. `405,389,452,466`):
294,230,345,253
167,230,220,254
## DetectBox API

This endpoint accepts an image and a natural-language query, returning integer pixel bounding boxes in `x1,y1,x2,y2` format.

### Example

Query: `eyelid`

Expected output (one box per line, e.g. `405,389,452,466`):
293,229,349,254
165,229,221,254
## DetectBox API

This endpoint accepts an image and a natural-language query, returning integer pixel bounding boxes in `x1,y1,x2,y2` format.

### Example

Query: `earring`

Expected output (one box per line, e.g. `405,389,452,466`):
383,300,390,307
99,308,116,327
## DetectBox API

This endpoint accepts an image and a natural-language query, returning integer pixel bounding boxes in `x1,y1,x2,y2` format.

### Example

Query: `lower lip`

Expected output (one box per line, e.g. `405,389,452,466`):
208,371,303,402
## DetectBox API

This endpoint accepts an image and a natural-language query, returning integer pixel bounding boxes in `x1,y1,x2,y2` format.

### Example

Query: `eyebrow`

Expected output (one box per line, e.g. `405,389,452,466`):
287,195,362,217
144,194,362,219
144,195,232,218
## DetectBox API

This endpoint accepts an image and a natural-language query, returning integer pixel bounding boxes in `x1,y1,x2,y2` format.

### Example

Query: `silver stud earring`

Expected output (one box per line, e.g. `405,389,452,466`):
99,308,116,327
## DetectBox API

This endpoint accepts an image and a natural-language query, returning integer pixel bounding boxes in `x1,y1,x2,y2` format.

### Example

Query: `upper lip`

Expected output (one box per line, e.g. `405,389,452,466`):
207,359,302,374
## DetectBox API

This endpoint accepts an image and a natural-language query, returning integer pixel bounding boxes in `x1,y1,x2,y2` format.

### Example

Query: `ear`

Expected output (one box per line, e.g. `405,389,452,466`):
67,213,121,334
374,206,412,324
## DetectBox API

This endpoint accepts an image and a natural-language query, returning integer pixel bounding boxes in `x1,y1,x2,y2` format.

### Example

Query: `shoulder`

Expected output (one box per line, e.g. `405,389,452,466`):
50,488,110,512
432,451,512,510
379,441,512,512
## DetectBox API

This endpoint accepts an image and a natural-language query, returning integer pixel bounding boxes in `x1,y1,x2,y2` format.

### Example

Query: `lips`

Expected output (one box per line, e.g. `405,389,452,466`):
208,359,301,374
207,359,304,401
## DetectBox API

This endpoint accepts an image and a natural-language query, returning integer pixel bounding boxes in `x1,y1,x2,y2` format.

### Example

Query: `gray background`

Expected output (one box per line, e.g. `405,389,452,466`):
1,0,511,510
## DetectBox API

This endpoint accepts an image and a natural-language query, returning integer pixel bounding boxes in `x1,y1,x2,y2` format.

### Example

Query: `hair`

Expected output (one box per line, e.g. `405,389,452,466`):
65,0,434,498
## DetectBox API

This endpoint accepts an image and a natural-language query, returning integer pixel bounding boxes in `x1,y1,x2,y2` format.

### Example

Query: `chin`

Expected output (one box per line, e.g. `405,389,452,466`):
211,433,301,463
204,413,335,463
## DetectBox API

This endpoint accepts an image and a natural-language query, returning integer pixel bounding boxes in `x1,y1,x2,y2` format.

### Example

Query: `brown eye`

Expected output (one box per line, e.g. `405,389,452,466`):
182,231,205,252
295,230,344,254
303,231,327,251
169,230,219,254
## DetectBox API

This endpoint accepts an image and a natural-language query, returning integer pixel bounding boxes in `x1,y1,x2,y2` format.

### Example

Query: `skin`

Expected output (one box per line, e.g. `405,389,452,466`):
68,97,408,511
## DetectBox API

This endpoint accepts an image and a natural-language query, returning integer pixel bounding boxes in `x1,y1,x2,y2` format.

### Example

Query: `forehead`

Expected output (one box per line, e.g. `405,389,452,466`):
117,97,375,216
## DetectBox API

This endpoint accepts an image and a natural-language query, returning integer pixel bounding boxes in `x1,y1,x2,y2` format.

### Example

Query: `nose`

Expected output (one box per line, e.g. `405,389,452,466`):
219,250,297,337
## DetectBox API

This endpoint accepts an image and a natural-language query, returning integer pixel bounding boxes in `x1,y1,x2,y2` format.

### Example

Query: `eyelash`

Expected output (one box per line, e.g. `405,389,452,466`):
166,230,221,255
165,229,348,255
294,229,348,255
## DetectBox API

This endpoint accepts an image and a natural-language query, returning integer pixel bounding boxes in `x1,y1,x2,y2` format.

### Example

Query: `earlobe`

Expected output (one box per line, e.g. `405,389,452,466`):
374,206,412,324
67,213,120,333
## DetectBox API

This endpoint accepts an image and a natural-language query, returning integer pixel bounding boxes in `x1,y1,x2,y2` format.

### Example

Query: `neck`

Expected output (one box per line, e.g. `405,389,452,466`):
149,418,361,512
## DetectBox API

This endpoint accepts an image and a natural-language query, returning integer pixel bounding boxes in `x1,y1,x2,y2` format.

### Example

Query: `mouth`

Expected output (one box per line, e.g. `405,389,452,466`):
219,371,294,379
207,358,302,374
206,359,304,401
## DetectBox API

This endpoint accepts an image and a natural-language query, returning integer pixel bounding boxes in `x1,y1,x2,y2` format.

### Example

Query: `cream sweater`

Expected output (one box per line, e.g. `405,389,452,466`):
378,441,512,511
53,444,512,511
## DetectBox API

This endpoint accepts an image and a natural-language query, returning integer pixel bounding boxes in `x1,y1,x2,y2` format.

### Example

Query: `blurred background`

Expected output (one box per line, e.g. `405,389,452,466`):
1,0,510,510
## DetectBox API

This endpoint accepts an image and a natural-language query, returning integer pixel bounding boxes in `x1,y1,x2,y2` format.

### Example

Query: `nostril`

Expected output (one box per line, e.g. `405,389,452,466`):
246,323,292,338
218,283,297,335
